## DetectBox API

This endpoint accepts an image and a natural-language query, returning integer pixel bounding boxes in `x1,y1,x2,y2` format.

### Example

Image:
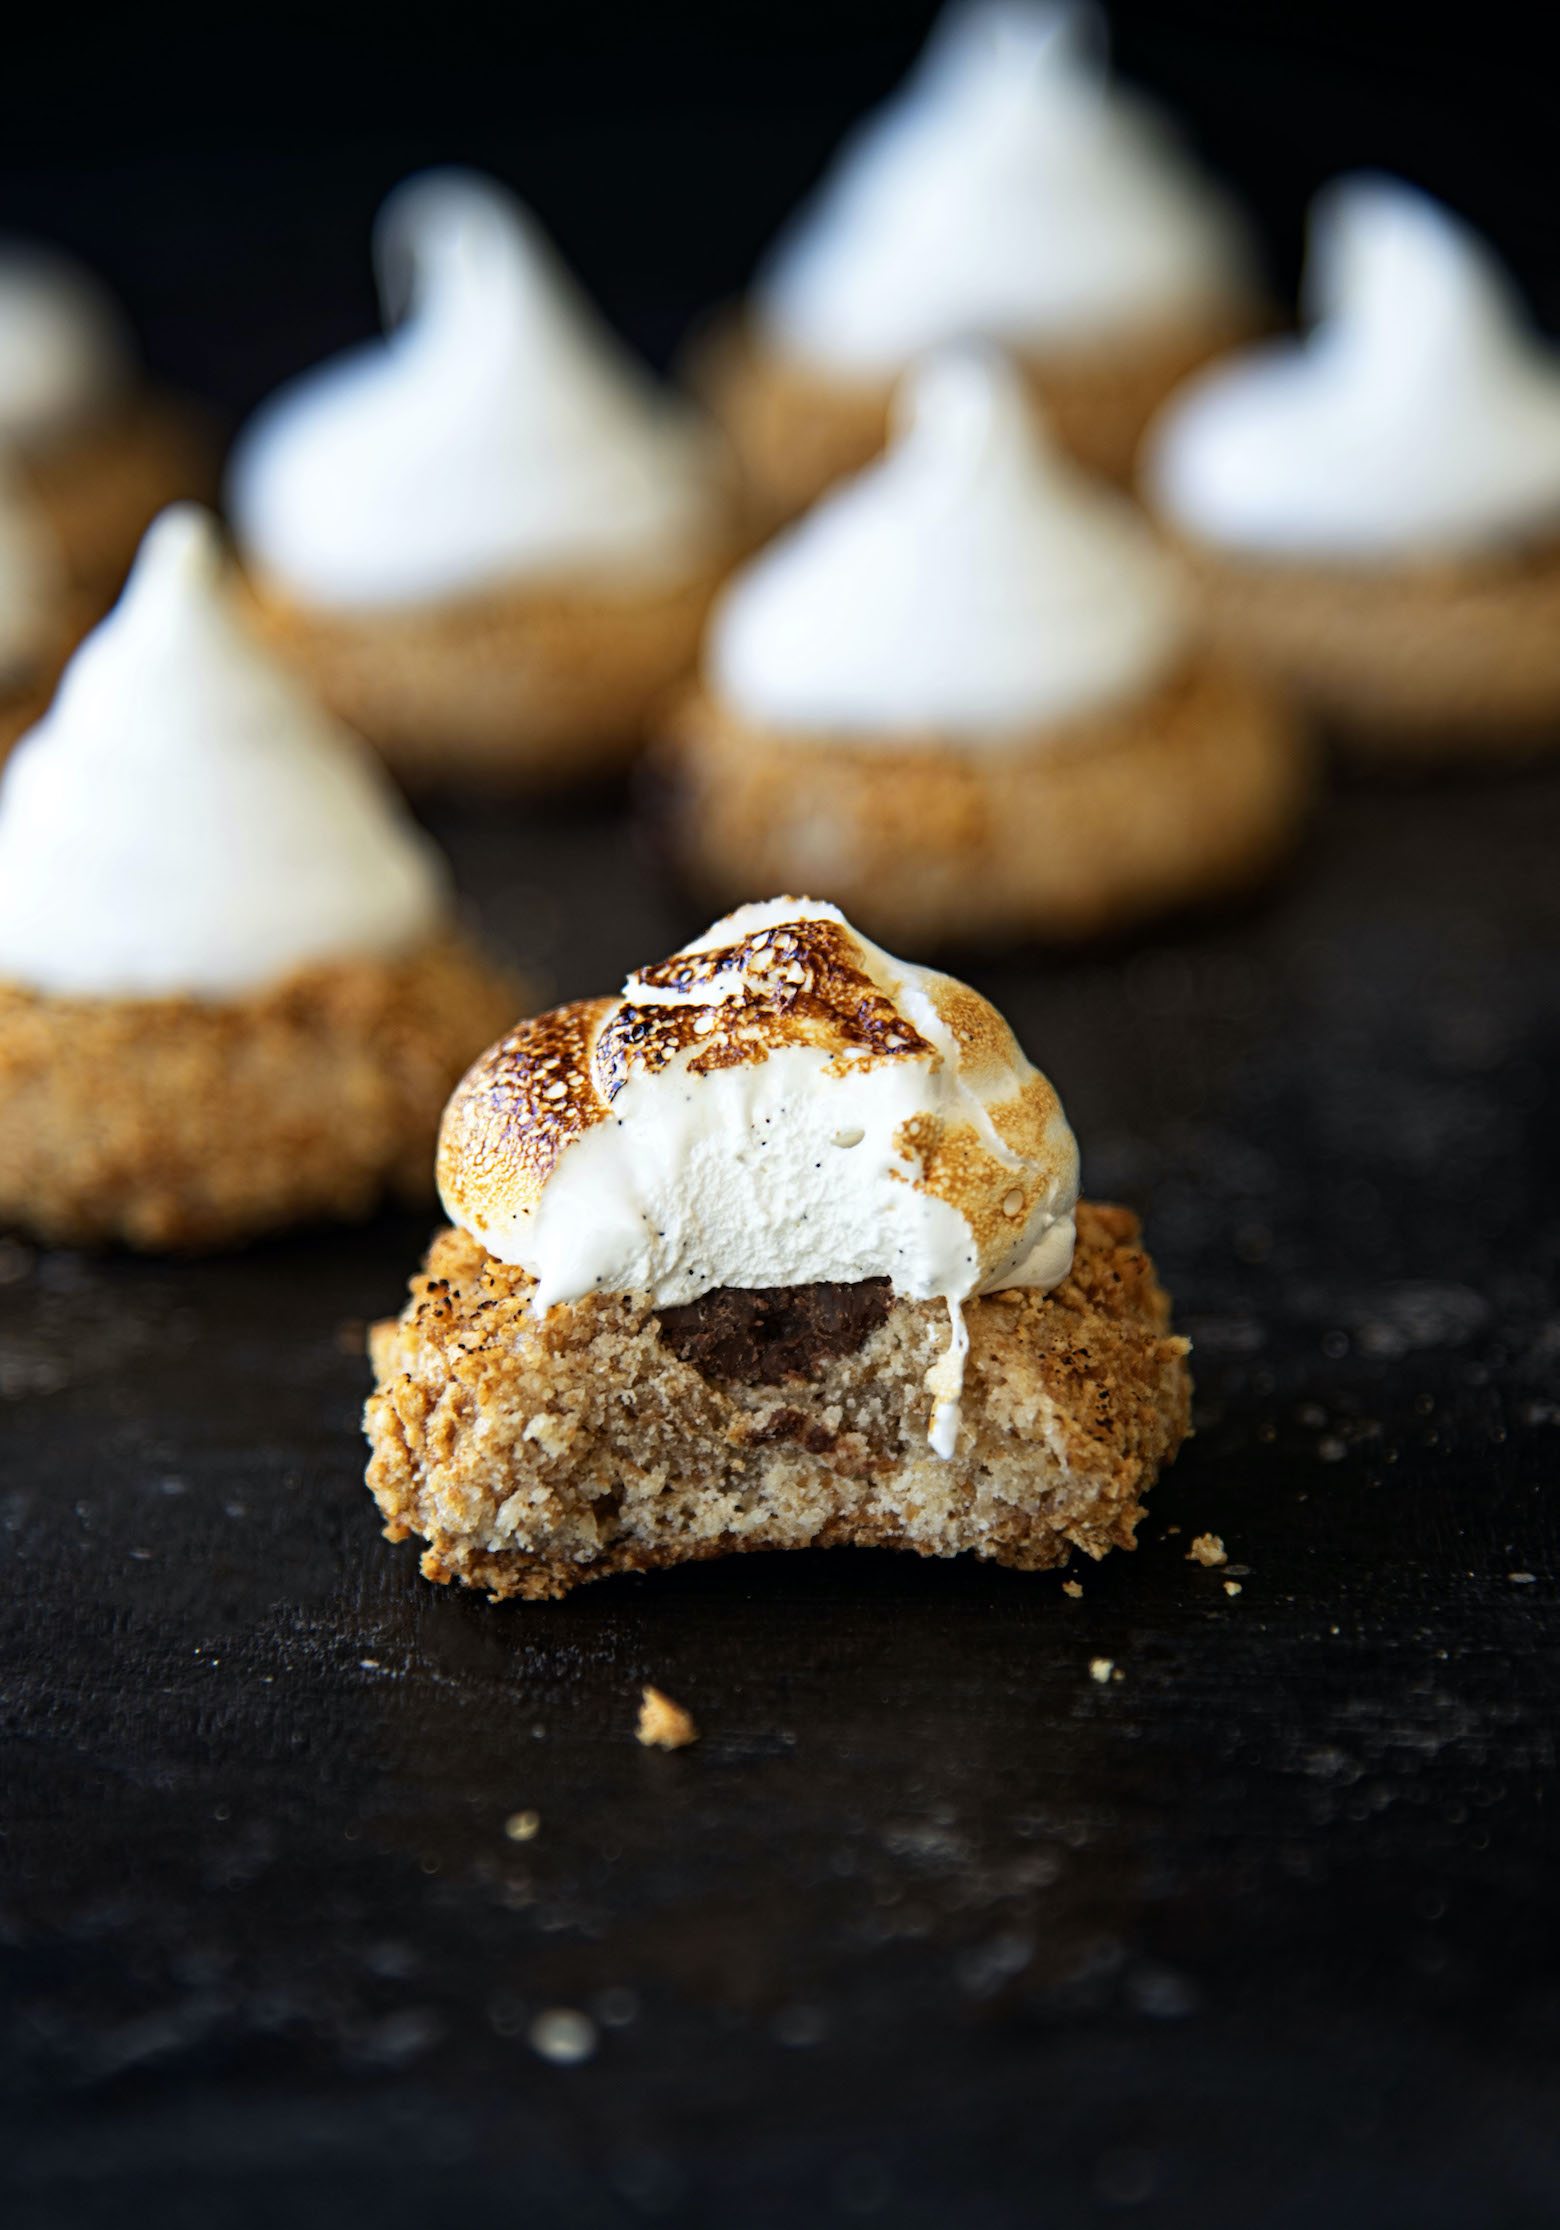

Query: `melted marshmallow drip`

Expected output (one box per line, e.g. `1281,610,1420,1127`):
708,348,1185,738
0,505,449,998
227,169,726,609
1146,174,1560,558
926,1295,972,1458
754,0,1253,374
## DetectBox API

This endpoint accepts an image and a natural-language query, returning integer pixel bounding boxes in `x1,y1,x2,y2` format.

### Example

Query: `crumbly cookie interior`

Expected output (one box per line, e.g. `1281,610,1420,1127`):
364,1200,1192,1599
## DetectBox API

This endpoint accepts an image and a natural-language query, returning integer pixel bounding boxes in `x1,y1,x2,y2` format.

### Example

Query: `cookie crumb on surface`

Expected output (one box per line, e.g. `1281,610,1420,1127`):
504,1809,540,1841
1063,1579,1083,1599
637,1686,699,1750
1224,1580,1243,1597
1089,1657,1114,1684
1188,1532,1227,1567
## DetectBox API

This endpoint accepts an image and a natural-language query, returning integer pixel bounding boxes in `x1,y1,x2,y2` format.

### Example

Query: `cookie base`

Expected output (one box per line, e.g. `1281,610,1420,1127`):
0,939,518,1250
363,1201,1192,1601
647,658,1311,950
243,555,735,791
690,305,1264,523
1167,534,1560,760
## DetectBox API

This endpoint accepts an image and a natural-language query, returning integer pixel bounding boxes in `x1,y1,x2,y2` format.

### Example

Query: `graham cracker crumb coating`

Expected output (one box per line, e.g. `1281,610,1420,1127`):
242,553,736,790
690,305,1265,522
363,1199,1193,1601
1166,533,1560,758
648,657,1312,950
0,939,519,1250
20,394,218,601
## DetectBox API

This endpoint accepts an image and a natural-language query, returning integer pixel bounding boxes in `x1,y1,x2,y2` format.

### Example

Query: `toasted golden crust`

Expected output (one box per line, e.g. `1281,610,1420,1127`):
647,656,1312,950
362,1199,1192,1600
0,938,519,1250
1162,531,1560,758
241,550,739,791
19,393,218,601
689,304,1266,523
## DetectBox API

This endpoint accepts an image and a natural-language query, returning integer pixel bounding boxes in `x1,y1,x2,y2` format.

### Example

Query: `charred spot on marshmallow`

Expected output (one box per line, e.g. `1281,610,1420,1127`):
602,913,934,1088
438,997,613,1221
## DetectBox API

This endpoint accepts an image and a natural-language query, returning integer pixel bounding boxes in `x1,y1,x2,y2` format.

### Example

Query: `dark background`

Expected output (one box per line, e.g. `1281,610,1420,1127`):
4,7,1560,2228
4,2,1560,420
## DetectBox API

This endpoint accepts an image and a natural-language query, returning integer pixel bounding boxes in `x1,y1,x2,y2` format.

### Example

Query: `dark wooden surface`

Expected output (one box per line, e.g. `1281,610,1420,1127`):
2,765,1558,2227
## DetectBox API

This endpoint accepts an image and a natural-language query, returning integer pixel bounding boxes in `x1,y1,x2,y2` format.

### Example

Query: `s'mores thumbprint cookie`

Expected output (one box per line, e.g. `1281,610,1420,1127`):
0,506,517,1249
651,349,1310,951
227,169,744,790
0,237,213,600
364,897,1192,1598
1144,175,1560,760
691,0,1262,521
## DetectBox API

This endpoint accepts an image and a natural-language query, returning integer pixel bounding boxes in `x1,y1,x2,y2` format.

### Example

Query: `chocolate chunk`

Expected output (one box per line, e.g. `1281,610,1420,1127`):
657,1278,892,1384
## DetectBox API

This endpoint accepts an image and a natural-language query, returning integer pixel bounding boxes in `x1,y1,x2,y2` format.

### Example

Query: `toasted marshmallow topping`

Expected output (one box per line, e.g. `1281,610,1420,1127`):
1146,175,1560,560
0,462,65,682
0,506,448,999
227,169,729,612
754,0,1253,378
708,349,1185,739
0,242,134,445
439,897,1080,1455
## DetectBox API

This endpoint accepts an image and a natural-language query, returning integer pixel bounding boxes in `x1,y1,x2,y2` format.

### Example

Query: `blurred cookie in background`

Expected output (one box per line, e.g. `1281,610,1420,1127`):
1143,175,1560,763
227,169,747,793
691,0,1264,522
0,505,518,1251
0,239,215,601
649,348,1310,953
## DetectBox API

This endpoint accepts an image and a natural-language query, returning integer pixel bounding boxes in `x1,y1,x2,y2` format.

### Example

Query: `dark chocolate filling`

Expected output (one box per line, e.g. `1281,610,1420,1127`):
656,1278,892,1385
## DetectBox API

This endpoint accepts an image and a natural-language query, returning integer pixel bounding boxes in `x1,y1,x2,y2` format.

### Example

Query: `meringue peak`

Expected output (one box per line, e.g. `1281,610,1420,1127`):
0,504,448,999
753,0,1253,373
227,168,727,610
1147,174,1560,559
709,347,1185,738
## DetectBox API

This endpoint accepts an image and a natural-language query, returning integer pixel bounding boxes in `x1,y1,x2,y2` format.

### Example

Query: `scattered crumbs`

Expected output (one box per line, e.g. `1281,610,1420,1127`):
1165,1524,1181,1536
1509,1571,1537,1585
1188,1533,1227,1568
637,1686,699,1750
358,1657,380,1670
1224,1581,1243,1598
1089,1658,1114,1685
529,2007,597,2065
504,1809,540,1842
1062,1580,1083,1600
